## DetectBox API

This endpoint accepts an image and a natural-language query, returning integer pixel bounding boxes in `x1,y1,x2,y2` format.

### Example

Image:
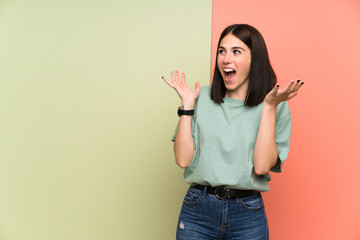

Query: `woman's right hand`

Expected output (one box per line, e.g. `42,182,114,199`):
162,71,200,109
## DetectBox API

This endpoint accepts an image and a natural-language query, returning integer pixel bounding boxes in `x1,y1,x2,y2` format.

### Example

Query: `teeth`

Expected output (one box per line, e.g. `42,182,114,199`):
223,69,235,72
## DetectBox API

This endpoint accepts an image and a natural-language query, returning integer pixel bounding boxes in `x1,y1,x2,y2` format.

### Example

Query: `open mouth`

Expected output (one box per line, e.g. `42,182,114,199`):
223,69,236,82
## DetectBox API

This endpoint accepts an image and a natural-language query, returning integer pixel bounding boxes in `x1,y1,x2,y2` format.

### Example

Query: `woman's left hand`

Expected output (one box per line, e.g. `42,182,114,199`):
264,79,304,107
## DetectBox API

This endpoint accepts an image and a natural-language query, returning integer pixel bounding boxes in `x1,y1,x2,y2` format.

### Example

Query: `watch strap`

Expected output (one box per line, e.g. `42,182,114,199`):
177,107,194,116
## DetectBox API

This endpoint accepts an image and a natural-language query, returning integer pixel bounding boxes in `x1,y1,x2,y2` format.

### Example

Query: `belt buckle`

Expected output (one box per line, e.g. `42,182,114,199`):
215,186,229,200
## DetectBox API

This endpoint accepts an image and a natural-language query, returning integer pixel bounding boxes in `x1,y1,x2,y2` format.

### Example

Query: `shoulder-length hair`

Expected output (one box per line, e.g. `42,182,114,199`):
210,24,277,107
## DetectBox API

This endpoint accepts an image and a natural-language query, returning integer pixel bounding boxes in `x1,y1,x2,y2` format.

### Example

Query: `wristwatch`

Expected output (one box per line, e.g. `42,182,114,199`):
177,107,194,117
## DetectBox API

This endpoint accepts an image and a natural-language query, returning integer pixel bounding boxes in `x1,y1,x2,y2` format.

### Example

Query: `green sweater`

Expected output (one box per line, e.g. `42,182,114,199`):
172,86,291,191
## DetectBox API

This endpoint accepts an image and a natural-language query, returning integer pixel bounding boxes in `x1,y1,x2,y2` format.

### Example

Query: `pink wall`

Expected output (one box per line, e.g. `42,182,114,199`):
212,0,360,239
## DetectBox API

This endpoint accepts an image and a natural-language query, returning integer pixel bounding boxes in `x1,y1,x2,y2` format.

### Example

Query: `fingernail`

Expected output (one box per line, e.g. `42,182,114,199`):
161,76,164,79
297,79,300,83
301,82,304,85
277,84,280,87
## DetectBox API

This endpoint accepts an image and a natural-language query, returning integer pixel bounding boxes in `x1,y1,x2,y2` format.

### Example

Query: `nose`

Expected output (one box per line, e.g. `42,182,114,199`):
223,53,232,64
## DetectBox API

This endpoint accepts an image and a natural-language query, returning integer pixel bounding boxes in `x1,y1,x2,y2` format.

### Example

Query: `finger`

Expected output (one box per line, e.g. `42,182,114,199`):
162,76,175,88
288,80,297,91
293,80,304,91
272,84,280,94
195,81,200,96
175,71,180,83
181,72,186,85
287,80,299,93
171,71,175,82
280,80,293,94
294,79,302,88
287,91,298,100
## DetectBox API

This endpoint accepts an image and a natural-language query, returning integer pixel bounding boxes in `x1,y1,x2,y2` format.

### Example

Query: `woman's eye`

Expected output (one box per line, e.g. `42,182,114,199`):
234,50,241,54
218,50,225,54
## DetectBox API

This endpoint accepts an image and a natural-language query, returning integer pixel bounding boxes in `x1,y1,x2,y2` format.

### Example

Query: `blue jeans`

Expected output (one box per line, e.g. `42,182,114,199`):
176,186,269,240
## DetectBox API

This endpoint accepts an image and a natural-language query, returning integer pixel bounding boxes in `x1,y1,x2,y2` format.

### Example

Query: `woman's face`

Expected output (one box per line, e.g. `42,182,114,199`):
217,34,251,99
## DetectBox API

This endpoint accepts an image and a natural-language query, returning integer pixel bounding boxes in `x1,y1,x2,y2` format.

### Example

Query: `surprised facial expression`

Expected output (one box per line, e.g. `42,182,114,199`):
217,34,251,99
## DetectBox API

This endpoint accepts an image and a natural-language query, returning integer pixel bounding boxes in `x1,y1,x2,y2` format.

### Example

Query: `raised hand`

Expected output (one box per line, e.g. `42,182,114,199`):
264,79,304,107
162,71,200,109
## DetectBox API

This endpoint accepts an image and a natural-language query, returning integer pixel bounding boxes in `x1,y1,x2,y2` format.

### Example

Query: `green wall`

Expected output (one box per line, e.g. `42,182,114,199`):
0,0,212,239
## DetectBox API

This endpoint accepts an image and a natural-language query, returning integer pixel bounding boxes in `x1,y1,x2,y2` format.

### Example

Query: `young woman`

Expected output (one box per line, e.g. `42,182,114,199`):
162,24,304,240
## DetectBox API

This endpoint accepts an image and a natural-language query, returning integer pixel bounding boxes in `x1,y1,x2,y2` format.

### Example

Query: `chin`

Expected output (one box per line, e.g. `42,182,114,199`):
224,84,234,90
224,81,236,88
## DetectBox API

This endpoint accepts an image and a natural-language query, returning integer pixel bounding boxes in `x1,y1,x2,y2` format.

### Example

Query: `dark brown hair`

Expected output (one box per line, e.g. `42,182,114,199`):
211,24,277,106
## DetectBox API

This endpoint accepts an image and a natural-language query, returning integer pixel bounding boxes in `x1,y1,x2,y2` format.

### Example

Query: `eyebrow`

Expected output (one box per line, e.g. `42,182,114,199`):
218,46,246,51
